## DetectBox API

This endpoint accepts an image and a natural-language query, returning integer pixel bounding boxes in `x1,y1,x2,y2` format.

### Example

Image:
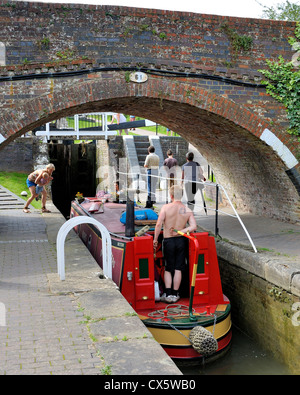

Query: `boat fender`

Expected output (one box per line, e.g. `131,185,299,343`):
135,225,150,237
189,326,218,356
120,209,158,224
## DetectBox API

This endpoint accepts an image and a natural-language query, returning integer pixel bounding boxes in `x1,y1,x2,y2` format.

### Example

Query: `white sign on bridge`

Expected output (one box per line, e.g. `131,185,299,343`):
129,71,148,83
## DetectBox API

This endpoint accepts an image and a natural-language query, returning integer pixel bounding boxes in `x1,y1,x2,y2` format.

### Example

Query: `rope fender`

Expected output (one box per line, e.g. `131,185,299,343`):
148,304,218,356
189,326,218,356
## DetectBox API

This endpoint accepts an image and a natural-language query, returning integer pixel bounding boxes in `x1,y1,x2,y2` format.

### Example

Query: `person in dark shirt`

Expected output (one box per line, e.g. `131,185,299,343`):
163,149,178,190
182,152,206,212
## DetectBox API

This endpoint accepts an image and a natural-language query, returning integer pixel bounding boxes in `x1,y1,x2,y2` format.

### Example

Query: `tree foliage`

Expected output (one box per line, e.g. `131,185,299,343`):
258,0,300,21
259,21,300,137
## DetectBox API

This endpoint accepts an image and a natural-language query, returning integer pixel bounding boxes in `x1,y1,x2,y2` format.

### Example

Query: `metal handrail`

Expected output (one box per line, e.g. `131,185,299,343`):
218,184,257,253
56,216,112,281
117,170,257,253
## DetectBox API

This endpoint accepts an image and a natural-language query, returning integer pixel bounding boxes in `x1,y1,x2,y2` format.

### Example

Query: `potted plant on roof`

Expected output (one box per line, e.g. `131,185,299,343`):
75,192,84,204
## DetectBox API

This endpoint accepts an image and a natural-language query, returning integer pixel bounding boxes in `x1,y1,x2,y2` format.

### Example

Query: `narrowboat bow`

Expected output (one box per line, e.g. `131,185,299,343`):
70,197,232,362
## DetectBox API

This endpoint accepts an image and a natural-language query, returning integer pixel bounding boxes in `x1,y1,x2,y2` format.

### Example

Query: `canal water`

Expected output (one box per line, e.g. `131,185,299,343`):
177,325,292,375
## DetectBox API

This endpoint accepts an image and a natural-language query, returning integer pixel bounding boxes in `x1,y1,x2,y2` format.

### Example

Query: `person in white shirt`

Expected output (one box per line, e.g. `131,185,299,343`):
111,113,128,135
144,145,159,208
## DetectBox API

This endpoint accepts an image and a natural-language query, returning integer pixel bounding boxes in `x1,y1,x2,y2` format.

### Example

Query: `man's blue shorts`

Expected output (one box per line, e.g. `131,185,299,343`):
26,179,37,188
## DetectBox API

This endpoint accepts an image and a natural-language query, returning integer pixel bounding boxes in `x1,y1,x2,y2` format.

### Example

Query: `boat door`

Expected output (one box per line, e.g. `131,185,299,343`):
189,232,224,305
133,236,155,310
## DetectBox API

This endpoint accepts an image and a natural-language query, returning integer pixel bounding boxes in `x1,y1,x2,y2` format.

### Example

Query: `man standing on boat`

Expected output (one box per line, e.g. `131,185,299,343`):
153,185,197,303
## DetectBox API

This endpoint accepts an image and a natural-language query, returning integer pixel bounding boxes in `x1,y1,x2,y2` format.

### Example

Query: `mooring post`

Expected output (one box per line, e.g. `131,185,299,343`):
215,184,219,237
125,199,135,237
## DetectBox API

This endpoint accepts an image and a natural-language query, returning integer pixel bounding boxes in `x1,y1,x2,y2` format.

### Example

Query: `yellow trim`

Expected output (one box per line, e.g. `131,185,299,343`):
191,261,197,287
147,314,231,347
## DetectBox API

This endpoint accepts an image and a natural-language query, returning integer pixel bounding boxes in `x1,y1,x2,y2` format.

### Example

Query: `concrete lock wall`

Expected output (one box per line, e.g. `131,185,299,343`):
217,242,300,374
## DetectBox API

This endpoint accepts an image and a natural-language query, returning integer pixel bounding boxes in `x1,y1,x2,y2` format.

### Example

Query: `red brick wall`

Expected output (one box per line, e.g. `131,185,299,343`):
0,2,296,74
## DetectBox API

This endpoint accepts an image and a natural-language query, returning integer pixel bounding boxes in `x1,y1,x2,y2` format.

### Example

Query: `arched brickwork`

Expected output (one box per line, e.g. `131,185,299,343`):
0,72,299,223
0,2,299,222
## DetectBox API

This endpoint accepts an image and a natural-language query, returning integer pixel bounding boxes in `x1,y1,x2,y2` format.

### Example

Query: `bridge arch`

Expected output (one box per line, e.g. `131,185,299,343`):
0,72,299,223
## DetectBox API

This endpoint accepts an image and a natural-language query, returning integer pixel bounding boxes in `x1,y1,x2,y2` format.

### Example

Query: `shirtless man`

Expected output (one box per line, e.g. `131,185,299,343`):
153,185,197,303
23,163,55,213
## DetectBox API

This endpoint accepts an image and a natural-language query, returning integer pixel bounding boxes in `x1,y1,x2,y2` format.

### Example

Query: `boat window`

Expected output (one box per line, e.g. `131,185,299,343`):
197,254,205,274
139,258,149,279
0,43,5,66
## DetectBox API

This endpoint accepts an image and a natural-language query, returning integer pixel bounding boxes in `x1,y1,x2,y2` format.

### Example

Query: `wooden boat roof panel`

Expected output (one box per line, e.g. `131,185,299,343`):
81,201,127,234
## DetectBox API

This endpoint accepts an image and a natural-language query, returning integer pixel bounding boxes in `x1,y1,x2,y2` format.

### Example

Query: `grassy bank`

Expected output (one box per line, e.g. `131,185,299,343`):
0,172,41,209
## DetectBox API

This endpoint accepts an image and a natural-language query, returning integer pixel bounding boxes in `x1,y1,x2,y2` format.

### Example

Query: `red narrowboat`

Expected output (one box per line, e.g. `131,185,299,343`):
70,198,232,362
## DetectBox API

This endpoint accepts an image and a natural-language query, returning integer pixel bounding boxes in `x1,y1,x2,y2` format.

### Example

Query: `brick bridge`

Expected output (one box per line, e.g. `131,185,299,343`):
0,1,299,223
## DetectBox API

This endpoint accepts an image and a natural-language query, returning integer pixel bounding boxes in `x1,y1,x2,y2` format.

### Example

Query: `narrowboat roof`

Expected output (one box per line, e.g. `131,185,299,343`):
72,199,156,237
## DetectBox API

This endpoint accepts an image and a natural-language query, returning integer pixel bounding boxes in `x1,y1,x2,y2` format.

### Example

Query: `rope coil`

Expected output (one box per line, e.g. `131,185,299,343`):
148,304,194,318
148,305,218,356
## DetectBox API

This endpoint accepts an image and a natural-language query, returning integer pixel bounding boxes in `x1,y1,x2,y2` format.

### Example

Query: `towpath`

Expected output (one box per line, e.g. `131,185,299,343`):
0,185,181,375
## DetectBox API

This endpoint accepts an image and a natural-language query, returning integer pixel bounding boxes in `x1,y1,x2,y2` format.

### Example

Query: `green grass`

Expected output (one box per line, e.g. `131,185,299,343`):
68,114,177,138
131,117,177,135
0,171,42,209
